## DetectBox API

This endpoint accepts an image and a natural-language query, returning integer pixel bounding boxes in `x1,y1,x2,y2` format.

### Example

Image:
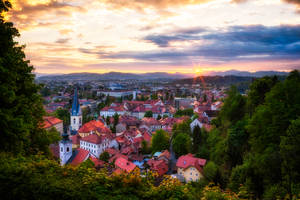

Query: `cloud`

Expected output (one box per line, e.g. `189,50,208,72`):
79,25,300,64
8,0,85,30
55,38,70,44
101,0,212,10
59,29,73,35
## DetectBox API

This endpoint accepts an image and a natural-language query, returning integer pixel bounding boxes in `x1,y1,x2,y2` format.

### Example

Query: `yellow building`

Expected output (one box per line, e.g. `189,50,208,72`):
176,153,207,182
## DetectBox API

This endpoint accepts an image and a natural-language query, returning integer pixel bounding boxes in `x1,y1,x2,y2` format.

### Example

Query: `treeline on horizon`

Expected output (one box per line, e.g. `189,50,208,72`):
0,0,300,199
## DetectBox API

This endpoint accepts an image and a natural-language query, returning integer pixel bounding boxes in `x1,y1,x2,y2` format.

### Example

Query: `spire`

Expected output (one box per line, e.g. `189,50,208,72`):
71,88,81,116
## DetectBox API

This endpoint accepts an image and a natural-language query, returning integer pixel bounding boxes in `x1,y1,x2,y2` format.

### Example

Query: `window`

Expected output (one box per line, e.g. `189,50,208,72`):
196,174,198,176
190,172,192,175
79,118,81,124
61,147,63,152
73,118,76,124
67,147,70,152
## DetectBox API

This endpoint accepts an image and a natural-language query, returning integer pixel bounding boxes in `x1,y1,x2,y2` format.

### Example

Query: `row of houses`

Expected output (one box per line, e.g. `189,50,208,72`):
100,100,175,119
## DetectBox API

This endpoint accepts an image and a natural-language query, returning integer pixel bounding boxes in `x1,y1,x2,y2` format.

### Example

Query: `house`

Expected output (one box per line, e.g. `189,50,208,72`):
80,133,117,157
77,120,108,137
190,117,210,132
43,116,63,135
176,154,206,182
100,105,126,118
140,117,161,132
157,150,171,163
147,159,169,176
114,157,137,173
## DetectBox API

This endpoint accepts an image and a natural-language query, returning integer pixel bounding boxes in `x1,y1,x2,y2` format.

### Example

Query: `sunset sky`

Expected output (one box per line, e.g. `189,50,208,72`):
5,0,300,74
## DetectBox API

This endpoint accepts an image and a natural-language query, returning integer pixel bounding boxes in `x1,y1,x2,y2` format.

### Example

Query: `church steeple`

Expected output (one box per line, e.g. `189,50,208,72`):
71,88,81,116
70,88,82,133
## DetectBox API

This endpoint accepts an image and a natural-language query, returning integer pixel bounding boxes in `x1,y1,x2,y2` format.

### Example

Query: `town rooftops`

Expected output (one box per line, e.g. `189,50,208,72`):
115,157,136,173
42,116,62,129
78,120,105,133
81,134,102,144
69,148,89,166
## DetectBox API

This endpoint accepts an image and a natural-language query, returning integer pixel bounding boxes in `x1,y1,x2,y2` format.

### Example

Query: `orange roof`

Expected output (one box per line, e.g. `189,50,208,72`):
42,116,63,129
70,148,89,166
115,157,136,173
147,159,168,176
78,120,105,133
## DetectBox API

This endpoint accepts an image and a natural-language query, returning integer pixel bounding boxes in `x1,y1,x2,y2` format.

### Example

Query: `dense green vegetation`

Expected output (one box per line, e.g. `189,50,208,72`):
0,0,59,155
0,1,299,199
205,72,300,199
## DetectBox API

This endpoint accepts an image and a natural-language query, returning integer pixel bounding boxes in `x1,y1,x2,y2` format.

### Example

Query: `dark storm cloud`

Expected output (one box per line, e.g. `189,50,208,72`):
109,25,300,62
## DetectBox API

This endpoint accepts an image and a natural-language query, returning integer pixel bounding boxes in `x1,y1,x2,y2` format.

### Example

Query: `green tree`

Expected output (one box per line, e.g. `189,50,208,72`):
151,129,169,153
156,115,161,120
280,117,300,195
40,86,51,97
144,110,153,118
55,108,70,126
0,1,54,155
204,161,218,182
113,113,119,126
99,151,110,163
172,119,191,137
141,140,151,154
172,133,191,157
192,125,202,153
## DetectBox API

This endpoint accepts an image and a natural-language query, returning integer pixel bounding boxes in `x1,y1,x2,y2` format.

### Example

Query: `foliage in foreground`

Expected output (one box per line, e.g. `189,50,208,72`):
0,153,248,200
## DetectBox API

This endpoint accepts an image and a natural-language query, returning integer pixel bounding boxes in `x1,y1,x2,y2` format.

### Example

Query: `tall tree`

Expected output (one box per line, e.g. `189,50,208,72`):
151,129,169,153
172,133,191,157
0,1,57,155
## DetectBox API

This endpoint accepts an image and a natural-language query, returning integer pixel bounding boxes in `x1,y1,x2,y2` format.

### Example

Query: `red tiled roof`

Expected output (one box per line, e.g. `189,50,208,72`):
141,117,160,126
42,116,62,129
70,148,89,166
105,148,119,156
143,132,152,143
109,153,128,163
89,156,105,167
81,134,102,144
115,157,136,173
176,153,206,173
147,159,168,176
78,120,105,133
121,146,134,155
158,150,171,160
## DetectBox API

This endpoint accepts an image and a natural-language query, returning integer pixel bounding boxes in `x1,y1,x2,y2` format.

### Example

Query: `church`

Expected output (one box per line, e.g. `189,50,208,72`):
59,88,118,166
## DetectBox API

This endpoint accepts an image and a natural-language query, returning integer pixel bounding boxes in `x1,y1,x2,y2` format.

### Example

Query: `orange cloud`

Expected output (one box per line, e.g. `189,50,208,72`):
7,0,85,30
102,0,212,10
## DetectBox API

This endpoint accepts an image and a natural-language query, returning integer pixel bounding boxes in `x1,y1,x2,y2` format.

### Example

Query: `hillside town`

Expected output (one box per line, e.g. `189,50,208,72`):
44,81,225,183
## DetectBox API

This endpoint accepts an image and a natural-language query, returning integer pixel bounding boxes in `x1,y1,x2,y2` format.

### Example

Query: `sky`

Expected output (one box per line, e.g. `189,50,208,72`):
5,0,300,74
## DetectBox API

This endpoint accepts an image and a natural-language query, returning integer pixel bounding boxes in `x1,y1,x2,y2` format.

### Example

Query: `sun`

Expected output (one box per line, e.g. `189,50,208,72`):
195,68,203,75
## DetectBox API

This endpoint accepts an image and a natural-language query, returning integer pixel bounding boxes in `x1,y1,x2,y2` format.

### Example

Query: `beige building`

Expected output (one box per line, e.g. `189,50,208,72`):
43,116,63,135
176,153,206,182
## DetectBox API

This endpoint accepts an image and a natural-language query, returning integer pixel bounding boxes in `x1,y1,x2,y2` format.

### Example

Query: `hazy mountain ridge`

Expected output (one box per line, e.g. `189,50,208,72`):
203,70,289,77
36,70,290,81
36,72,194,81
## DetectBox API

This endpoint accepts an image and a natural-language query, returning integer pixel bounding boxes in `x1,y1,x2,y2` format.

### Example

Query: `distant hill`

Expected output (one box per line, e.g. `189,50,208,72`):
202,70,289,77
175,75,254,86
36,70,290,81
36,72,194,81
